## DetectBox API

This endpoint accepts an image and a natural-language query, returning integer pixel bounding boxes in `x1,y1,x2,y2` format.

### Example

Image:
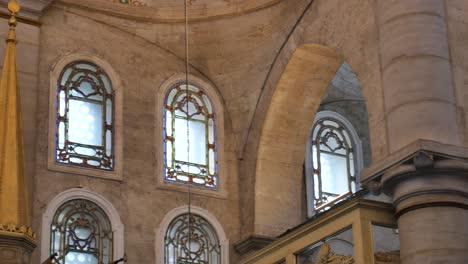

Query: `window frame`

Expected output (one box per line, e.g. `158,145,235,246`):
155,74,227,199
163,82,218,189
48,54,123,180
41,188,124,263
155,205,229,264
305,111,363,217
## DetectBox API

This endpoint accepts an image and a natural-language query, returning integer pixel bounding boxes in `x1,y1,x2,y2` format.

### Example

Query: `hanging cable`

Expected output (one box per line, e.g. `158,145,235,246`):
183,0,193,262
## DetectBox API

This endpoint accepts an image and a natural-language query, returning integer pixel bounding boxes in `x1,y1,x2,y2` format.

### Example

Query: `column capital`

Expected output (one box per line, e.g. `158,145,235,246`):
361,139,468,216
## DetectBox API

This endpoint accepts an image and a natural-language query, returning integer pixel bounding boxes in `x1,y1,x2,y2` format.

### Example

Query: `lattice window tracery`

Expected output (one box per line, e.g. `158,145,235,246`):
163,83,218,189
165,214,221,264
310,117,357,210
50,199,113,264
55,61,114,171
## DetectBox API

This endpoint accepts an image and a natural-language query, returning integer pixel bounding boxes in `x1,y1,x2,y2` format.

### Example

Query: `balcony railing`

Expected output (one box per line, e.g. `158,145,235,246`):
239,195,400,264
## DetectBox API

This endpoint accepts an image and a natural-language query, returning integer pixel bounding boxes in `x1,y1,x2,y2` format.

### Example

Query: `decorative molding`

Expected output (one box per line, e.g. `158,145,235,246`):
56,0,286,23
234,235,275,256
40,188,125,263
155,205,229,264
0,0,53,21
0,223,35,240
0,231,36,264
361,139,468,186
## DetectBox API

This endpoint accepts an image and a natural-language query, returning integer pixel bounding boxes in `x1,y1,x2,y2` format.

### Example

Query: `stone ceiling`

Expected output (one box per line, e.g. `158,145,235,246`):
56,0,285,22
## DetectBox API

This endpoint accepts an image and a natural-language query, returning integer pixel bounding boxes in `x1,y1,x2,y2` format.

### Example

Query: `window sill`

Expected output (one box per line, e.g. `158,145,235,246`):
155,179,228,200
47,161,123,181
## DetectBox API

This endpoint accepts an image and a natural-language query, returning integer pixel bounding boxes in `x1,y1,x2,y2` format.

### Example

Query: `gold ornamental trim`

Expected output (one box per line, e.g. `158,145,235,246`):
0,222,36,240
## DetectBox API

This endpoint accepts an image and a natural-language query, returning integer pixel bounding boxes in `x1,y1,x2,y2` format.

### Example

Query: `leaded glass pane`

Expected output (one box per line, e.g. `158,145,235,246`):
50,199,113,264
55,61,114,171
310,117,357,210
165,214,221,264
163,83,218,189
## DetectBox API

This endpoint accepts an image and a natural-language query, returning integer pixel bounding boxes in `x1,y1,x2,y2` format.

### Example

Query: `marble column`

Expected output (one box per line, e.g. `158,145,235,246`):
362,141,468,264
377,0,460,151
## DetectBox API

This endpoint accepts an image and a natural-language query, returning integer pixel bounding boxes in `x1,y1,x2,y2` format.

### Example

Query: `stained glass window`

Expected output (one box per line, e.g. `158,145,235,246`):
165,213,221,264
309,117,357,210
163,83,218,189
50,199,113,264
56,61,114,171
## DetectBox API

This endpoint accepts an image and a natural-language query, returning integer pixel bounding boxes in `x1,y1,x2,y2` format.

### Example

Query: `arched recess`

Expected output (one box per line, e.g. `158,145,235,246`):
155,73,228,198
47,52,124,180
154,205,229,264
40,188,125,262
254,44,344,237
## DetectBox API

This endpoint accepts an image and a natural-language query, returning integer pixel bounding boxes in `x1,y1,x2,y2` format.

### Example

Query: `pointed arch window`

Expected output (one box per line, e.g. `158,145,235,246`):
165,213,221,264
306,112,361,213
163,83,218,189
50,199,113,264
55,61,114,170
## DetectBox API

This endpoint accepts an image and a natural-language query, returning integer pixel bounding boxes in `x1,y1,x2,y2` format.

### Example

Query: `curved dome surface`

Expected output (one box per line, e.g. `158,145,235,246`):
59,0,285,22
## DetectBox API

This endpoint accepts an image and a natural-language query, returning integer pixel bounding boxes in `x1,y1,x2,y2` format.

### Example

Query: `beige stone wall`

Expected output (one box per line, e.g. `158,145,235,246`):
29,0,308,262
5,0,467,260
446,0,468,147
246,0,386,237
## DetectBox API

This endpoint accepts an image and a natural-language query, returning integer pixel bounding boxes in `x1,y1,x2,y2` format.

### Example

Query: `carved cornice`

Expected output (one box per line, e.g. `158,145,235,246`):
0,0,53,21
0,223,36,241
234,235,276,256
361,139,468,192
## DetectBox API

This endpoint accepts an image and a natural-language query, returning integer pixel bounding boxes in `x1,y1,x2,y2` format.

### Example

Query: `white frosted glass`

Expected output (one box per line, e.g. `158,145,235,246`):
65,252,97,264
77,63,97,71
106,130,112,155
58,122,65,149
209,149,215,174
166,141,172,165
101,74,112,93
313,173,320,199
69,100,102,147
208,119,214,144
106,99,112,125
349,153,355,176
312,146,318,169
202,94,213,113
320,153,348,195
60,68,73,85
186,101,198,115
165,111,172,136
71,81,94,98
59,91,66,116
174,118,206,165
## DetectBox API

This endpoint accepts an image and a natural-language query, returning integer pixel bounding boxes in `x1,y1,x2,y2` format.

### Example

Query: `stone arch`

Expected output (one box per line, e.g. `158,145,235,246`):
40,188,125,262
254,44,344,236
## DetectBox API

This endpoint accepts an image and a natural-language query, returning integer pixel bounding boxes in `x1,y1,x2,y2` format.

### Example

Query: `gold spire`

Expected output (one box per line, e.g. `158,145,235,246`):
0,0,34,238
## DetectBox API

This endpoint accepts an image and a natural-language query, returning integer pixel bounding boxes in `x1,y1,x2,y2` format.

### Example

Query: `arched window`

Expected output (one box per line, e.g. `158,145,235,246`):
306,111,361,214
163,83,218,189
55,61,114,170
50,199,113,264
165,213,221,264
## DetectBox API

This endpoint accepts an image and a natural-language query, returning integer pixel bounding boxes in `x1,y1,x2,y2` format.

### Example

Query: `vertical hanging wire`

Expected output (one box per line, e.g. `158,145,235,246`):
184,0,193,262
